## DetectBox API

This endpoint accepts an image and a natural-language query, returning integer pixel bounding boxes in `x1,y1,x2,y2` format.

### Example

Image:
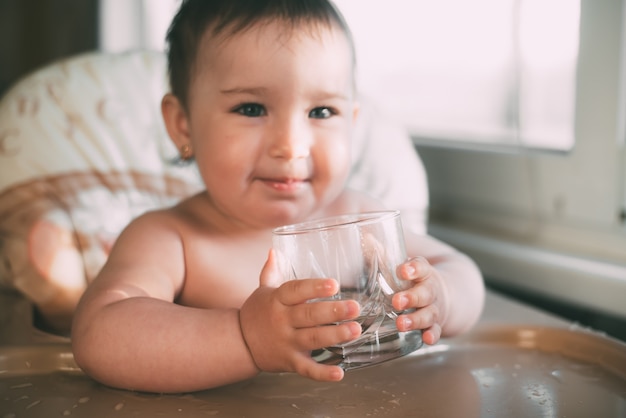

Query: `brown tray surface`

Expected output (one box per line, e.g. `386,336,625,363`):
1,325,625,417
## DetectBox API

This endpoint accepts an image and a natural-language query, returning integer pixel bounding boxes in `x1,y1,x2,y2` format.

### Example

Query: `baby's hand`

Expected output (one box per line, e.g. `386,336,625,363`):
239,250,361,382
392,257,450,345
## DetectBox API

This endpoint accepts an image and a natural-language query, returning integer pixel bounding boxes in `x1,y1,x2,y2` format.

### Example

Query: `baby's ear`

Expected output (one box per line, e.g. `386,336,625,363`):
161,93,191,151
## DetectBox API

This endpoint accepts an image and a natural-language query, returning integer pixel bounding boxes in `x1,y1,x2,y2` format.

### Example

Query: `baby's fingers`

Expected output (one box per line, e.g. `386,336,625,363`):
392,278,436,312
292,354,345,382
397,303,441,330
395,316,442,346
396,256,434,282
421,324,443,345
295,321,361,352
290,300,360,328
278,278,339,305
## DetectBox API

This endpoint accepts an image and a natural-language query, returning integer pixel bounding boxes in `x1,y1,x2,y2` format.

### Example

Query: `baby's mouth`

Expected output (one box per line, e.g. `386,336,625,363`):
261,177,308,192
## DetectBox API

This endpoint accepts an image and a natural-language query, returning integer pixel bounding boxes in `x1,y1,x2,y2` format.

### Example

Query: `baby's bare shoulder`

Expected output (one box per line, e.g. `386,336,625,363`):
126,193,205,231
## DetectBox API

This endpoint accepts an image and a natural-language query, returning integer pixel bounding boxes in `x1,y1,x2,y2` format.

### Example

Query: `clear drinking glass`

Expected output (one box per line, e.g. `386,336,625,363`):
272,210,423,370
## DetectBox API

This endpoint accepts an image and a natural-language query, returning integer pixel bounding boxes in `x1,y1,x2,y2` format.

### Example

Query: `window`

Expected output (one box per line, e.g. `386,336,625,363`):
334,0,580,151
99,1,580,151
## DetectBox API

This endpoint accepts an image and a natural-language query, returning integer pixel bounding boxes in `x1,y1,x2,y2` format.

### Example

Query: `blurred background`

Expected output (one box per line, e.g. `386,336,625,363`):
0,0,98,97
1,0,625,340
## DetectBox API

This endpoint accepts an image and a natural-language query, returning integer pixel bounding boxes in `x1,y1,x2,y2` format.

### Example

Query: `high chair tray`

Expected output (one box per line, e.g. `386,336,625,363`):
1,325,625,418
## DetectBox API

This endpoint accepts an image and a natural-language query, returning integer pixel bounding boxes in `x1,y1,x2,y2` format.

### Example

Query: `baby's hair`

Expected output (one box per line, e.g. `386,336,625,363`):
165,0,355,112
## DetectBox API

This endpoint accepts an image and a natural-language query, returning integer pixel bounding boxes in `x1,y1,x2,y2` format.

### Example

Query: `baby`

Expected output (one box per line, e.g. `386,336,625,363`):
72,0,484,393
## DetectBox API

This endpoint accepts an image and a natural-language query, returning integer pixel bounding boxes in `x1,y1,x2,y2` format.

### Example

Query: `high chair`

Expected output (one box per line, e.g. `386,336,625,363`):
0,50,427,336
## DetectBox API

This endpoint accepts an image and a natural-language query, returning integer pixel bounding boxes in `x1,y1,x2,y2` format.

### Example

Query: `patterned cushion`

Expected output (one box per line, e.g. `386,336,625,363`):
0,51,202,331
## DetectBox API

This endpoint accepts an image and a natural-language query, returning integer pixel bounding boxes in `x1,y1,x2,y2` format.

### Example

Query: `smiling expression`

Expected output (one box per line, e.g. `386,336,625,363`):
167,20,358,230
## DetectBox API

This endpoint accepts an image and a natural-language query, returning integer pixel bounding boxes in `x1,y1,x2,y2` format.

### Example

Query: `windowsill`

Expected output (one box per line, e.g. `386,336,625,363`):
412,135,573,156
428,221,626,320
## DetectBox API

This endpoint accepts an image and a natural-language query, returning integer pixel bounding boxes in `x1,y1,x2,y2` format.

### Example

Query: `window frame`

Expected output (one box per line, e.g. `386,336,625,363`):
412,0,626,320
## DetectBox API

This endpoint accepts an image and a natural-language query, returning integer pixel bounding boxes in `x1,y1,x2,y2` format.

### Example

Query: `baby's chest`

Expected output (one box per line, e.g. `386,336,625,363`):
177,241,269,309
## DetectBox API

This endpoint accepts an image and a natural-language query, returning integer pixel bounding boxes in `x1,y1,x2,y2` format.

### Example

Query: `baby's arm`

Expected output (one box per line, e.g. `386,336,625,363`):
72,213,361,392
392,232,485,345
71,213,259,393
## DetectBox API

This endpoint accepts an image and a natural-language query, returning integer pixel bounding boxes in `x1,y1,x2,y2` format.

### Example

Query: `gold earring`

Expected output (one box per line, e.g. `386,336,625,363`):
180,144,192,160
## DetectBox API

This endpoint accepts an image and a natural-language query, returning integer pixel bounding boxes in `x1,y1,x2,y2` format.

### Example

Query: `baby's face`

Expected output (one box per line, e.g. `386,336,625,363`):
185,20,358,229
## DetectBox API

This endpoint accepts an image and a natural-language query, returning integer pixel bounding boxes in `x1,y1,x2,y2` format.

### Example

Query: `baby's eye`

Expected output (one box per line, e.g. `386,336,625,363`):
309,107,335,119
234,103,266,117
